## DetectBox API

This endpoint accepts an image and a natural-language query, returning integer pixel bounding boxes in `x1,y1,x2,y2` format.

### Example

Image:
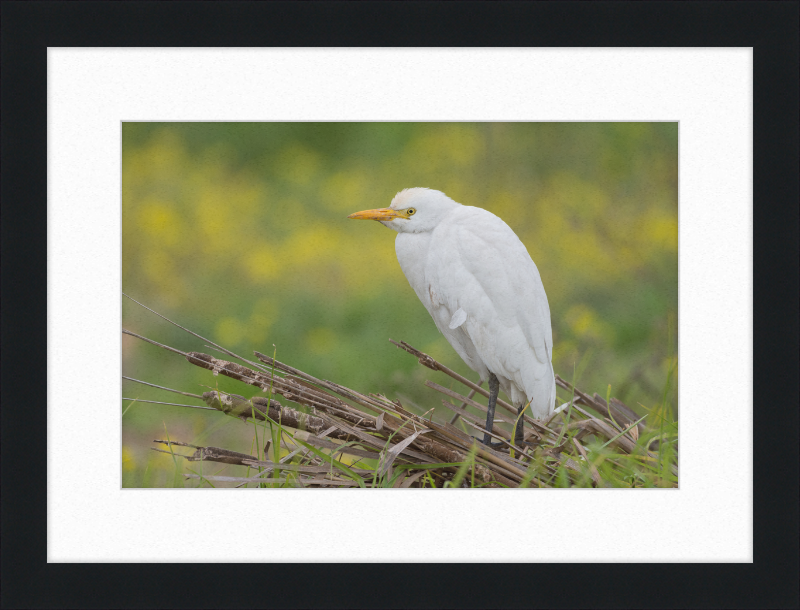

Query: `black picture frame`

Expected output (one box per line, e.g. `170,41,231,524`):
2,2,797,609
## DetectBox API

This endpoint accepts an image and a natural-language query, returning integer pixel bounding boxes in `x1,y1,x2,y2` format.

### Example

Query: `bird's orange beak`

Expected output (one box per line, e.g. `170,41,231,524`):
347,207,402,221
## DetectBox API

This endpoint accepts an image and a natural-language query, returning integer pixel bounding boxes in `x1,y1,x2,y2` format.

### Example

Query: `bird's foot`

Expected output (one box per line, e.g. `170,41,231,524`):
470,436,505,450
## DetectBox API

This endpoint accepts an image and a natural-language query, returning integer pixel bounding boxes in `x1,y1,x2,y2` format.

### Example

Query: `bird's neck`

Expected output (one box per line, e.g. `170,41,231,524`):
394,231,432,292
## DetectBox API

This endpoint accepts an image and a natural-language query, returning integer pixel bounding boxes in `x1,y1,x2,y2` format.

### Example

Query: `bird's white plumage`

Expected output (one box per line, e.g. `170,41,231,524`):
448,307,467,330
385,188,556,418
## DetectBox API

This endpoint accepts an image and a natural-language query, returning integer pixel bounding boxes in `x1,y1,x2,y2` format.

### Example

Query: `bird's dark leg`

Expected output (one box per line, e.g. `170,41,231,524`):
514,404,525,447
482,373,502,447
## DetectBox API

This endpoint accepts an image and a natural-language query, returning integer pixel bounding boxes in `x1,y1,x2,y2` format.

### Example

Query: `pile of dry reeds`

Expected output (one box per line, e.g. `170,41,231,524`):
123,295,676,488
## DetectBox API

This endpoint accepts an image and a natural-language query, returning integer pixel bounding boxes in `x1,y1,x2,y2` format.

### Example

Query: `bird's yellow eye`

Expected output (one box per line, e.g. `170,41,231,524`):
407,208,416,216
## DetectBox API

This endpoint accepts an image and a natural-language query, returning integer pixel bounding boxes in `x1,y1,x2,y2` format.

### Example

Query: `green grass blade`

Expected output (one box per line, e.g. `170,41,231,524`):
293,437,366,488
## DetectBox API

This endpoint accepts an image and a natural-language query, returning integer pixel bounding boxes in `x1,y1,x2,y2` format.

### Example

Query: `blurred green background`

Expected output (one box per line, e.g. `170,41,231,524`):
122,122,677,487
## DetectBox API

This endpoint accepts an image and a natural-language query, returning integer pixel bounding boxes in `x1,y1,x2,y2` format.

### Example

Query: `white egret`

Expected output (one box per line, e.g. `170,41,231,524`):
348,188,556,447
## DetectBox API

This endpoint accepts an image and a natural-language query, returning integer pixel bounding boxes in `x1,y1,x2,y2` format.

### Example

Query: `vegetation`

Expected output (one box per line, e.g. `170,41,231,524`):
124,300,677,488
122,122,677,487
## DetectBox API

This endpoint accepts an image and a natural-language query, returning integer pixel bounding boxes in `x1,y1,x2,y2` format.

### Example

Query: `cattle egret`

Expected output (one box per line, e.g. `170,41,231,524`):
348,188,556,448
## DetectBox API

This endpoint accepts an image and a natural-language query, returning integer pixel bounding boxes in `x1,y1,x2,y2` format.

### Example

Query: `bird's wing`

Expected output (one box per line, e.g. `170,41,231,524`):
427,206,554,414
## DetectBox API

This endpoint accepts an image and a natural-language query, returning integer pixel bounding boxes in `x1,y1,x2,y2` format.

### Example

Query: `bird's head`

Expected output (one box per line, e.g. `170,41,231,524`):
347,188,459,234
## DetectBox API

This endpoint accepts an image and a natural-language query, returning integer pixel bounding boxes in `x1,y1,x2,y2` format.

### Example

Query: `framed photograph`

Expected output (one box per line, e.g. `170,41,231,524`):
3,2,797,609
